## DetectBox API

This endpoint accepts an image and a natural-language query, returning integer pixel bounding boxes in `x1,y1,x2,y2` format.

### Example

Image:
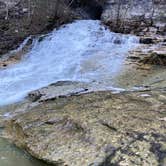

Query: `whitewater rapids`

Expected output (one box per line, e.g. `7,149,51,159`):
0,20,139,106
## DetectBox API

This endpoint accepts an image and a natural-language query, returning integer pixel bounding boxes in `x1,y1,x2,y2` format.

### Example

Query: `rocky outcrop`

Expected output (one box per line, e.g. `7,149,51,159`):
4,90,166,166
141,50,166,66
101,0,166,34
127,36,166,66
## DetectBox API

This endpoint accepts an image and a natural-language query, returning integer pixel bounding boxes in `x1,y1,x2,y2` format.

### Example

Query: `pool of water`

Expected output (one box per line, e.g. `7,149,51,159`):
0,138,49,166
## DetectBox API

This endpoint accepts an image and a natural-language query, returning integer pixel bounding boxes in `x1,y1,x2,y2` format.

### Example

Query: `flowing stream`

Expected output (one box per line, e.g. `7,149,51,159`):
0,20,139,166
0,20,139,106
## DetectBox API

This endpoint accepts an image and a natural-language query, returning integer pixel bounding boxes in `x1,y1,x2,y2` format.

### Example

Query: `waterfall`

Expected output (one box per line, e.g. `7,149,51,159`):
0,20,139,106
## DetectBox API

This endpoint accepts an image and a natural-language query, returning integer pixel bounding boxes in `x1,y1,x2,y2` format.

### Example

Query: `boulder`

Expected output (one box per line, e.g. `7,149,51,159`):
4,90,166,166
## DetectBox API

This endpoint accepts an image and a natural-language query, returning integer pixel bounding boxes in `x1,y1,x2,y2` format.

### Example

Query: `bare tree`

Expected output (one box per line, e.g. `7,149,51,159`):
0,0,20,20
28,0,31,19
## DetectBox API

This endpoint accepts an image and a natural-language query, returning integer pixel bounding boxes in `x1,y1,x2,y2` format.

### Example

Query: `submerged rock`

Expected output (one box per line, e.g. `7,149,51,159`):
4,90,166,166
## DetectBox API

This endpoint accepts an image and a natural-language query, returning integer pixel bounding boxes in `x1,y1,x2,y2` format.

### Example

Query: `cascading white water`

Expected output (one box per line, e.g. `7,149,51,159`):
0,20,139,106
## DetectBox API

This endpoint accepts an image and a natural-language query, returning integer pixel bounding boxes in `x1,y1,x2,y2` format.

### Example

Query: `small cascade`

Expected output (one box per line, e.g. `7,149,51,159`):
0,20,139,106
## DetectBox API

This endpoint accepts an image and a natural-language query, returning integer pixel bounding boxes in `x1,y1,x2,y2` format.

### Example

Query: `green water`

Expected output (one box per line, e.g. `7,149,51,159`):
0,138,49,166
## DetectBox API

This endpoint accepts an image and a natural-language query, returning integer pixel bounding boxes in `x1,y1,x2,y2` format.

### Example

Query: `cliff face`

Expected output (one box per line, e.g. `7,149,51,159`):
101,0,166,34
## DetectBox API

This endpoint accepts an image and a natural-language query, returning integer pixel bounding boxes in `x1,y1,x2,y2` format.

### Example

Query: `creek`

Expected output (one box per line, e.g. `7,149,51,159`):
0,20,139,166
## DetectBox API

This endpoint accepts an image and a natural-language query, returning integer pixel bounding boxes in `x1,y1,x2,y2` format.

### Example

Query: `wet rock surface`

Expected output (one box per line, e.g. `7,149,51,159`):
4,90,166,166
112,40,166,91
128,43,166,66
27,81,89,102
127,36,166,66
140,49,166,66
0,37,33,68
